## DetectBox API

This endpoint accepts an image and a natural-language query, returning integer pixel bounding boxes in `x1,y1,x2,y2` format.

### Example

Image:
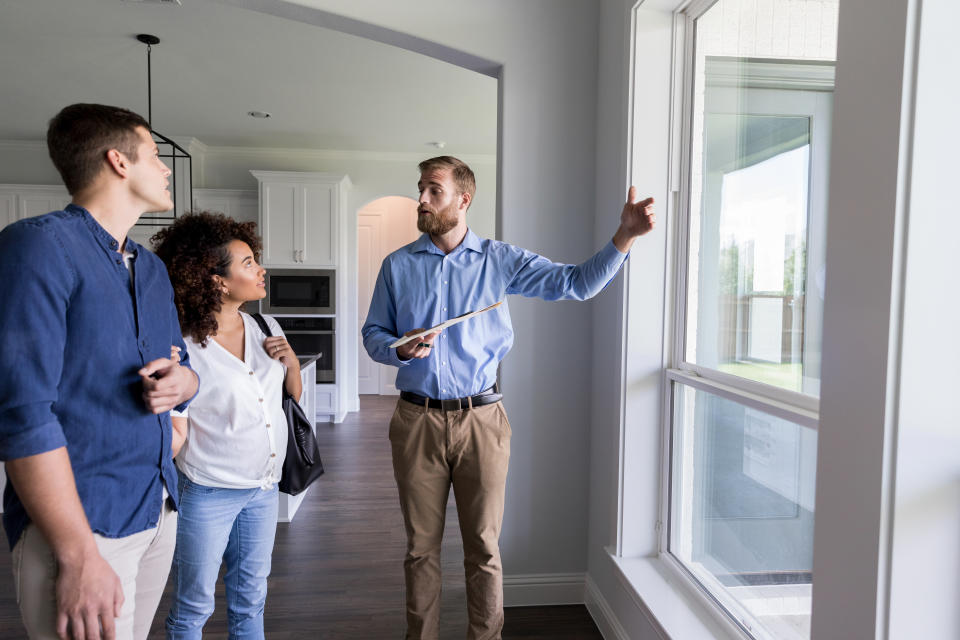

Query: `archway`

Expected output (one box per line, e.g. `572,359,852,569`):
357,196,420,394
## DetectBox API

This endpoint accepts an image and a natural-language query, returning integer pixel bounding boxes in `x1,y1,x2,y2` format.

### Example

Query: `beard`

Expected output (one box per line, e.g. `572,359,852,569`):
417,202,460,236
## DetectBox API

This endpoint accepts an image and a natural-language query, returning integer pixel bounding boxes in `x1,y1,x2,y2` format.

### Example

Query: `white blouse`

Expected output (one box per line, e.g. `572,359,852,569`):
173,313,290,489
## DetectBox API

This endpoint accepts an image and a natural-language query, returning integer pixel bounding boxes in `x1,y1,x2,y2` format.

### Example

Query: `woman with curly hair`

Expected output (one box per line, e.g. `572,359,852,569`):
152,212,301,639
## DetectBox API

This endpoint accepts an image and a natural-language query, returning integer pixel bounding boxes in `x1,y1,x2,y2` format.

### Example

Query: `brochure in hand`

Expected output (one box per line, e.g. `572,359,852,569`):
389,301,503,348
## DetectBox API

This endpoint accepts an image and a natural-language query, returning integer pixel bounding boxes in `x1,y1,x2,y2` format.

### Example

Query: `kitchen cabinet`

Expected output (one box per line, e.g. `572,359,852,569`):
251,171,355,425
127,188,258,248
251,171,350,268
315,383,338,423
0,185,70,231
0,184,258,245
192,189,258,225
0,193,15,228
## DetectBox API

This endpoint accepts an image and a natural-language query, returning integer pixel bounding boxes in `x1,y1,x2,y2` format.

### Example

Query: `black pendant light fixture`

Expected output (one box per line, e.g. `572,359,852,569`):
134,33,193,226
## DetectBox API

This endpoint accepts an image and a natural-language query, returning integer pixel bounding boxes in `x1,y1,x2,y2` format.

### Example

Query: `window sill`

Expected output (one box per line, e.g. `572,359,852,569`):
607,550,747,640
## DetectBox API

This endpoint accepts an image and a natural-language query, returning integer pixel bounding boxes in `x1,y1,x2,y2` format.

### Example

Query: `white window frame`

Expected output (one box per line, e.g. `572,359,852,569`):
653,0,827,636
608,0,926,638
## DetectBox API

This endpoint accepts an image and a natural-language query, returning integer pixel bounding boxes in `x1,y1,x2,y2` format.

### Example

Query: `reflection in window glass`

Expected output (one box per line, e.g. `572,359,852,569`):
671,384,817,639
684,1,838,397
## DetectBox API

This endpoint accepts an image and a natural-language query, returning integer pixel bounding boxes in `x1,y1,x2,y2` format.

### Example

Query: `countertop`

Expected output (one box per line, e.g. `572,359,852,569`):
297,354,320,369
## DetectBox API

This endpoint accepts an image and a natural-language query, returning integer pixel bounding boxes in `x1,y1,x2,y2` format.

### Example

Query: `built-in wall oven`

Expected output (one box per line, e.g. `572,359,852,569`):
274,316,335,383
262,269,335,315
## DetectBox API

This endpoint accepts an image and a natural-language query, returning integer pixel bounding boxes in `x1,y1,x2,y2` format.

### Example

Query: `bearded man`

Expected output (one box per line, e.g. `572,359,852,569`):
361,156,654,640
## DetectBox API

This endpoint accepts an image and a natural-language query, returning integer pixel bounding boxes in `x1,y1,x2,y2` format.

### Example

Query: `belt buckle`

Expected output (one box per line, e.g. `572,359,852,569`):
440,397,462,411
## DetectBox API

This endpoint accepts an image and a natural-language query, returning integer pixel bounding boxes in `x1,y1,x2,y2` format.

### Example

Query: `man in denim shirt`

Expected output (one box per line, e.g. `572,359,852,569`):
0,104,199,640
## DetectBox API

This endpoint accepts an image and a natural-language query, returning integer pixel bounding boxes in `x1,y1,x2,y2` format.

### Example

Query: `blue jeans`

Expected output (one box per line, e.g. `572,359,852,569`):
165,474,279,640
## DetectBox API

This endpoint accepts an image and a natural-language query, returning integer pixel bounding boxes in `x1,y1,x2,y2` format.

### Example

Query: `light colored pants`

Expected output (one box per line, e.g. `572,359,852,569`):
165,475,279,640
11,492,178,640
389,398,512,640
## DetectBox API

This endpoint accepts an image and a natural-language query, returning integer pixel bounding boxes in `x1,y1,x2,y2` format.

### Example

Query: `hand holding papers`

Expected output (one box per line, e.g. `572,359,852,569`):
389,301,503,348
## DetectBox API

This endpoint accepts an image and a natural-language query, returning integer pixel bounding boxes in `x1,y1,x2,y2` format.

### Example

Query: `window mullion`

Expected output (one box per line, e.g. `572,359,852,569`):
667,367,819,429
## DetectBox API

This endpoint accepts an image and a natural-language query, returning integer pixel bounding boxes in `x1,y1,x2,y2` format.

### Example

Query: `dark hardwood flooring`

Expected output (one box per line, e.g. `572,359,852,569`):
0,395,602,639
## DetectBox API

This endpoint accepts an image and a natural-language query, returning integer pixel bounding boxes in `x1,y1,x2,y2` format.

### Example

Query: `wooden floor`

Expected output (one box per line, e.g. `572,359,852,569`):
0,396,602,639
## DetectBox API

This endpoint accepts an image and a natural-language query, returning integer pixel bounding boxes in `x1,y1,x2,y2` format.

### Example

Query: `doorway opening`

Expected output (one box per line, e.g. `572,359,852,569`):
357,196,420,395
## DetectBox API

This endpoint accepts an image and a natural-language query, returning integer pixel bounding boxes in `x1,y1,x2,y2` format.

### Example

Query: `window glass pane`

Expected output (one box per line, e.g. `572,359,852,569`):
685,0,839,396
670,383,817,639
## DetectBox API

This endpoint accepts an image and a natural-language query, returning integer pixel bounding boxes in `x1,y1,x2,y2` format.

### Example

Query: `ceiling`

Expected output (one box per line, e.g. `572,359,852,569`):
0,0,498,154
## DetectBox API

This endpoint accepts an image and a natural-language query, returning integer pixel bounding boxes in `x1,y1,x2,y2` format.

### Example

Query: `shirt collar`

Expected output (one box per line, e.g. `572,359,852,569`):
410,228,483,256
67,203,133,257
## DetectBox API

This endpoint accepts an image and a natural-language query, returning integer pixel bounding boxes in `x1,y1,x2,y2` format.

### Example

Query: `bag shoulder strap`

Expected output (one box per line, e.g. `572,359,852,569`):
251,313,273,338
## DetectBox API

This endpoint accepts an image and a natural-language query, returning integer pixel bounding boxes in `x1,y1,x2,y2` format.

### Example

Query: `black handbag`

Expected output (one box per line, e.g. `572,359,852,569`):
252,313,325,495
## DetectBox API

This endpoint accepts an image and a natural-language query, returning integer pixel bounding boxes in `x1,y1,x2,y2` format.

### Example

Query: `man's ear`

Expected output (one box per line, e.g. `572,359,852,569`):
104,149,128,178
459,191,472,211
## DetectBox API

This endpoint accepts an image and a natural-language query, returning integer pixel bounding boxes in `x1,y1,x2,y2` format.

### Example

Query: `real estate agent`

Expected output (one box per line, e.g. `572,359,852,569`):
361,155,655,640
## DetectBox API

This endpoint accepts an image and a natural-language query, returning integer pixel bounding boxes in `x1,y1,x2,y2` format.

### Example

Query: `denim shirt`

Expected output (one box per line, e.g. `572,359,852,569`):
361,229,628,399
0,205,194,549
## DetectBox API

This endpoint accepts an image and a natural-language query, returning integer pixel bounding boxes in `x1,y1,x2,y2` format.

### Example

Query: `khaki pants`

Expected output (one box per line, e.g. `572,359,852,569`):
11,494,178,640
389,398,512,640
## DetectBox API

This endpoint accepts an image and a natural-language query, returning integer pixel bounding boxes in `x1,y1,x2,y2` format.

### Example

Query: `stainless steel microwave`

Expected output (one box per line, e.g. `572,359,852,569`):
262,269,335,315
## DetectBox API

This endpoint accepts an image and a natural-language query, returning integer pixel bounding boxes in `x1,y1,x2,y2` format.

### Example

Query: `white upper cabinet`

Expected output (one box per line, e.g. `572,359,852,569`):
251,171,350,268
192,189,258,226
0,185,71,231
18,189,71,221
0,193,16,229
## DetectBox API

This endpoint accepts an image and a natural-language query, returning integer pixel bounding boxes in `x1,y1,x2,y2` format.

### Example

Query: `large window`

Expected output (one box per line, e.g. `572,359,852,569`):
666,1,838,638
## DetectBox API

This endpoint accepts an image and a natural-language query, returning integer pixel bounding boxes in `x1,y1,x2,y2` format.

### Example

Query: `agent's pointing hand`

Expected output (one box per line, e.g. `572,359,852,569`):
612,186,655,252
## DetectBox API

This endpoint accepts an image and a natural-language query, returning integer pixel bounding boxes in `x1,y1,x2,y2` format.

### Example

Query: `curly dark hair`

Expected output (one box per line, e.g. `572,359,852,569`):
151,211,263,345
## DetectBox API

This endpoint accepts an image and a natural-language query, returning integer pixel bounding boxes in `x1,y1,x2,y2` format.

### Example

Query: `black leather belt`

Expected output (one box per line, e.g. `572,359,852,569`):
400,385,502,411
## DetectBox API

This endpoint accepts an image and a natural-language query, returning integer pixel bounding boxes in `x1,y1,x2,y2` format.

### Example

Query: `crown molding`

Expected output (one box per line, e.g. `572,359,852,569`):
204,144,496,166
0,137,496,166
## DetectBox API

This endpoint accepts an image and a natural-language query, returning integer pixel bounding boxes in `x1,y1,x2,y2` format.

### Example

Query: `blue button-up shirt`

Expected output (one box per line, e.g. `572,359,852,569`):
0,205,194,549
361,229,628,399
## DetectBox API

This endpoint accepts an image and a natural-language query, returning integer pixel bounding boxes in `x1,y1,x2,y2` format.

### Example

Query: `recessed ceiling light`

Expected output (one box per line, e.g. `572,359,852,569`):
426,141,446,149
247,111,271,119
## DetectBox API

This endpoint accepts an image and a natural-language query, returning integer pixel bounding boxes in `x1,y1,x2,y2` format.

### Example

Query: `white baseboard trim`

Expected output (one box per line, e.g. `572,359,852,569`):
503,572,585,607
585,574,630,640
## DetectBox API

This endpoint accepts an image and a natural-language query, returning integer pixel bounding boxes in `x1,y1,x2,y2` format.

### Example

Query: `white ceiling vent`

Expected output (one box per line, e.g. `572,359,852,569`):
122,0,183,5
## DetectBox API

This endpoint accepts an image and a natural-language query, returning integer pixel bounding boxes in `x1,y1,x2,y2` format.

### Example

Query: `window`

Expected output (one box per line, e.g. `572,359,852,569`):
666,1,838,638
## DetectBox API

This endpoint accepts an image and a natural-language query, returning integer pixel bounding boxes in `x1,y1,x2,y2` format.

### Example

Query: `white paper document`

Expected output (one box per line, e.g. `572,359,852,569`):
389,301,503,348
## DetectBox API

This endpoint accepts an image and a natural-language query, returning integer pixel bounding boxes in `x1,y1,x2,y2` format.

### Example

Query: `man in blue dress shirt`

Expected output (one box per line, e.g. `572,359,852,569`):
0,104,199,640
362,156,655,639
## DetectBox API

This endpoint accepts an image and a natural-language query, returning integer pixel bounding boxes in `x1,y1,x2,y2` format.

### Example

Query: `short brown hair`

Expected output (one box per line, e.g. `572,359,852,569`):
418,156,476,203
47,103,150,195
151,211,263,345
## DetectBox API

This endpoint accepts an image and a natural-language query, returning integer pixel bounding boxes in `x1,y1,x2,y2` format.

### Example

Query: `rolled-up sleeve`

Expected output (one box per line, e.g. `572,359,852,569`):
0,222,74,460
